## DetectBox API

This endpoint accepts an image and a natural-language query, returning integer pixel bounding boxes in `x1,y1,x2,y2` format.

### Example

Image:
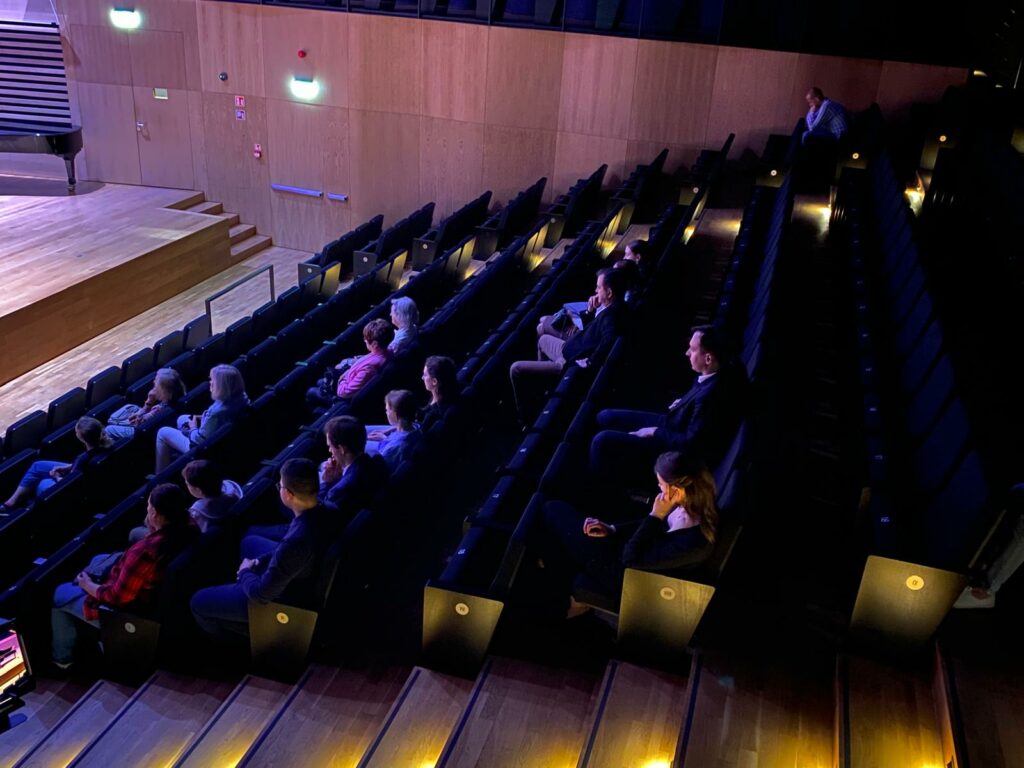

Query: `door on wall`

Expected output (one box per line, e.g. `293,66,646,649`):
132,86,194,189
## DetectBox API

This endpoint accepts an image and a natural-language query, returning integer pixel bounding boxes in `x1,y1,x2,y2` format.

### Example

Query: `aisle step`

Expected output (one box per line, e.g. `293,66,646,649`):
0,679,88,768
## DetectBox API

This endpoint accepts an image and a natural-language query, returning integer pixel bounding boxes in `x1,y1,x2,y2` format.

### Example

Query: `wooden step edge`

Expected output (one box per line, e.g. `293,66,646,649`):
835,653,850,768
230,235,272,260
672,650,705,768
234,668,314,768
933,642,969,768
433,658,493,768
219,212,241,228
64,673,161,767
171,674,261,768
229,223,256,245
186,201,223,215
575,660,620,768
13,680,131,768
165,191,206,210
355,667,425,768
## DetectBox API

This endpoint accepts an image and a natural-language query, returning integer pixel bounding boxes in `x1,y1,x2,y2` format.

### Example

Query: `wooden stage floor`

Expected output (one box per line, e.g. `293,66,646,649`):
0,176,309,430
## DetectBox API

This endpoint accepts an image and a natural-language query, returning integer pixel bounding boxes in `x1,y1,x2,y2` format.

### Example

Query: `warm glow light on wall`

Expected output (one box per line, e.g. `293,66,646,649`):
289,77,320,100
109,7,141,29
641,759,672,768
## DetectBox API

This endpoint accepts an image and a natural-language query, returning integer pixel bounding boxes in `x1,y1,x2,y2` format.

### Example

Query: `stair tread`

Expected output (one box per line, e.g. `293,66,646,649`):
578,660,690,768
437,656,601,768
360,667,474,768
15,680,132,768
0,679,88,768
164,192,205,211
238,664,407,766
67,671,234,767
231,235,272,259
186,201,223,215
228,223,256,244
173,675,292,768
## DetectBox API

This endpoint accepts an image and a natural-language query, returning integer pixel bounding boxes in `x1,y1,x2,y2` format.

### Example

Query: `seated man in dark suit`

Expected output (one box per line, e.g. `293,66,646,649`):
318,415,391,523
589,324,747,491
510,267,629,423
190,458,328,641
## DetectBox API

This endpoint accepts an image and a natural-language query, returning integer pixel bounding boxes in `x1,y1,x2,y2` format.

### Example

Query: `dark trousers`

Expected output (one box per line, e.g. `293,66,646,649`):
537,500,626,598
589,408,667,492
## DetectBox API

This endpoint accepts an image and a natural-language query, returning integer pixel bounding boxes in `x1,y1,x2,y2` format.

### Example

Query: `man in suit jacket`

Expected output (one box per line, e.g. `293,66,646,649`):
510,267,629,423
318,415,390,534
589,325,748,491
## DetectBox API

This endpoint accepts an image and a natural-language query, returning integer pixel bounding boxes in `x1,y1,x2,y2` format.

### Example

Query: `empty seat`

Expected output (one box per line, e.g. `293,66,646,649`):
46,387,86,432
182,315,211,350
153,330,184,367
86,366,122,408
120,348,155,389
224,317,255,360
3,410,47,459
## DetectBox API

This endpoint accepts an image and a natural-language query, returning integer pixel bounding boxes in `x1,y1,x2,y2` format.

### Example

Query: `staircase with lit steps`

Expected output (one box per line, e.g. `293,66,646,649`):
165,192,272,262
0,678,87,768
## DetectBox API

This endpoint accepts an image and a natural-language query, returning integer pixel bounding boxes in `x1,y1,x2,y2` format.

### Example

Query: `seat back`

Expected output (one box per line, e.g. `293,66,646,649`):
86,366,122,409
120,348,155,389
3,411,47,458
47,387,86,432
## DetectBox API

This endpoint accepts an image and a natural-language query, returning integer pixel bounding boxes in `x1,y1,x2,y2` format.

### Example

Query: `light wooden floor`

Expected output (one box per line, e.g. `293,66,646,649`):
0,234,308,430
952,655,1024,768
0,678,88,768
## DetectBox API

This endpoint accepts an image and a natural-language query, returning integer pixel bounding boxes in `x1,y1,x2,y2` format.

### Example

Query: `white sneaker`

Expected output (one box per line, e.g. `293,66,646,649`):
953,587,995,609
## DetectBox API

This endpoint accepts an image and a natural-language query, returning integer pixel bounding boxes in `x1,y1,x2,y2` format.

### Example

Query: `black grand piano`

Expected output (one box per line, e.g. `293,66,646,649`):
0,126,83,187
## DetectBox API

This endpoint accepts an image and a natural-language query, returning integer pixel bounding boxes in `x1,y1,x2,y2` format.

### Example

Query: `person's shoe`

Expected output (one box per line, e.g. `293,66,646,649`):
953,587,995,609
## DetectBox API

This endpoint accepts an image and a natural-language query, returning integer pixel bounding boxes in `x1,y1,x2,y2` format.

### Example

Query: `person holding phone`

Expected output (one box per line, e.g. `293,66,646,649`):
535,451,718,618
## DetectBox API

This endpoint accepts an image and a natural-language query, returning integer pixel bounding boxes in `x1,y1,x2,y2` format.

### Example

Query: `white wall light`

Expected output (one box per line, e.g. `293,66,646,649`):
289,77,320,101
109,7,141,29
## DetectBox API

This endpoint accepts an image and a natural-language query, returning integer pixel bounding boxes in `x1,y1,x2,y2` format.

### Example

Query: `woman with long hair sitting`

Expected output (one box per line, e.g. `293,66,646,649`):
105,367,187,441
3,417,112,511
537,451,718,618
417,355,458,433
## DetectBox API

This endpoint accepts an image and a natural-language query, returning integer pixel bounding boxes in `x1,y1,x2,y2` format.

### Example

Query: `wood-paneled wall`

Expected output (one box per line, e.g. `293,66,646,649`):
50,0,966,251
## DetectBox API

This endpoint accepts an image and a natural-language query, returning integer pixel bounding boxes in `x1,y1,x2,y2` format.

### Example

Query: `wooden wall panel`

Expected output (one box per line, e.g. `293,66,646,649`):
421,20,487,123
128,29,187,90
707,46,800,158
202,92,272,234
625,140,701,176
483,125,557,205
789,54,883,114
558,33,637,140
631,41,718,146
419,117,485,218
348,14,422,115
76,82,140,183
65,23,131,85
348,109,421,224
270,194,328,253
485,26,564,131
132,0,203,91
267,98,328,250
553,132,628,197
133,86,194,189
262,7,349,108
876,61,966,121
323,105,352,237
197,1,264,96
187,90,208,192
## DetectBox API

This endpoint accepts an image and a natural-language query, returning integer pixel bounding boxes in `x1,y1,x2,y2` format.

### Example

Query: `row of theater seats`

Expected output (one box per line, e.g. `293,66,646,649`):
832,149,996,572
1,154,666,674
415,132,812,675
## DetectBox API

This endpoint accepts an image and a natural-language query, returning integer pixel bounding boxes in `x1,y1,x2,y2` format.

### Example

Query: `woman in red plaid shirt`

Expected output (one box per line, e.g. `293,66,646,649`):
50,483,197,669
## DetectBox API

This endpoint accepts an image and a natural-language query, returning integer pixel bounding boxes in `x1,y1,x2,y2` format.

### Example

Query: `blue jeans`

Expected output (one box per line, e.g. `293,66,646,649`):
51,553,107,664
589,409,666,491
190,535,277,642
19,460,63,497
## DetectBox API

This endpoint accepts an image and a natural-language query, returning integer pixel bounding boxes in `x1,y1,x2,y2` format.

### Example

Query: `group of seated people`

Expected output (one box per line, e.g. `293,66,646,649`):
507,239,749,619
45,350,460,669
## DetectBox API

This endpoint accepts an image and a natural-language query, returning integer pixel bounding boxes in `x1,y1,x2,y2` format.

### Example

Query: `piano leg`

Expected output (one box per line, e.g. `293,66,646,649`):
63,153,78,188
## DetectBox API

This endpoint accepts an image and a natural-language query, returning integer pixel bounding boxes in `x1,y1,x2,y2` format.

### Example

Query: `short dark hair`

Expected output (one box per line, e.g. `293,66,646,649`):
808,86,824,100
280,458,319,499
626,239,649,258
363,318,395,348
182,459,224,498
325,415,366,454
148,483,190,526
691,324,728,362
612,258,639,289
598,267,629,301
424,355,457,401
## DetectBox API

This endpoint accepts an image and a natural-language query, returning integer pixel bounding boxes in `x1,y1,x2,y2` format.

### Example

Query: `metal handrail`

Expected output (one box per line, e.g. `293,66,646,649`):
204,264,276,330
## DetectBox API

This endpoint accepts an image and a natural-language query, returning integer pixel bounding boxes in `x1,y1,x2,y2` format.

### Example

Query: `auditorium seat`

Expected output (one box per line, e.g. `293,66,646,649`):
119,348,154,390
46,387,86,432
85,366,122,409
182,314,212,350
2,410,47,459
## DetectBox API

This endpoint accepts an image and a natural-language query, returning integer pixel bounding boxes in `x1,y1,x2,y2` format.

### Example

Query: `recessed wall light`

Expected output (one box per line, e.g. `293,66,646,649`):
289,77,320,100
109,7,141,29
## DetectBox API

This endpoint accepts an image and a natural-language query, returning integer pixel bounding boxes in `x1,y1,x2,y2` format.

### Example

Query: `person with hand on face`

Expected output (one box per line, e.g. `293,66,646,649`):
105,367,187,442
50,483,196,669
190,459,329,642
589,324,747,491
801,86,848,145
536,452,718,618
317,415,390,526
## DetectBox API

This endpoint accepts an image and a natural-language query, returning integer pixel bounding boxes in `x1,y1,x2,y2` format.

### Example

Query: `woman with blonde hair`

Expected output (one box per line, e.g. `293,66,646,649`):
105,367,186,441
537,451,718,617
155,364,248,471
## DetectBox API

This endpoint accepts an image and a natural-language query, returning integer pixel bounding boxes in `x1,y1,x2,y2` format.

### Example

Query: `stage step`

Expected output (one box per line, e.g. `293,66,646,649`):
171,675,292,768
64,671,235,767
838,653,945,768
435,656,603,767
231,234,273,261
576,660,691,768
236,664,408,766
164,191,206,210
229,223,257,245
219,212,241,228
186,200,223,216
13,680,132,768
678,650,834,766
357,667,474,768
0,679,88,768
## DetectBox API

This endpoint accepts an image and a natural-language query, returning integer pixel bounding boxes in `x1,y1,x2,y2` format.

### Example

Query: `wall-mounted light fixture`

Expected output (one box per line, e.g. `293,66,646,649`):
289,77,320,101
109,7,141,29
